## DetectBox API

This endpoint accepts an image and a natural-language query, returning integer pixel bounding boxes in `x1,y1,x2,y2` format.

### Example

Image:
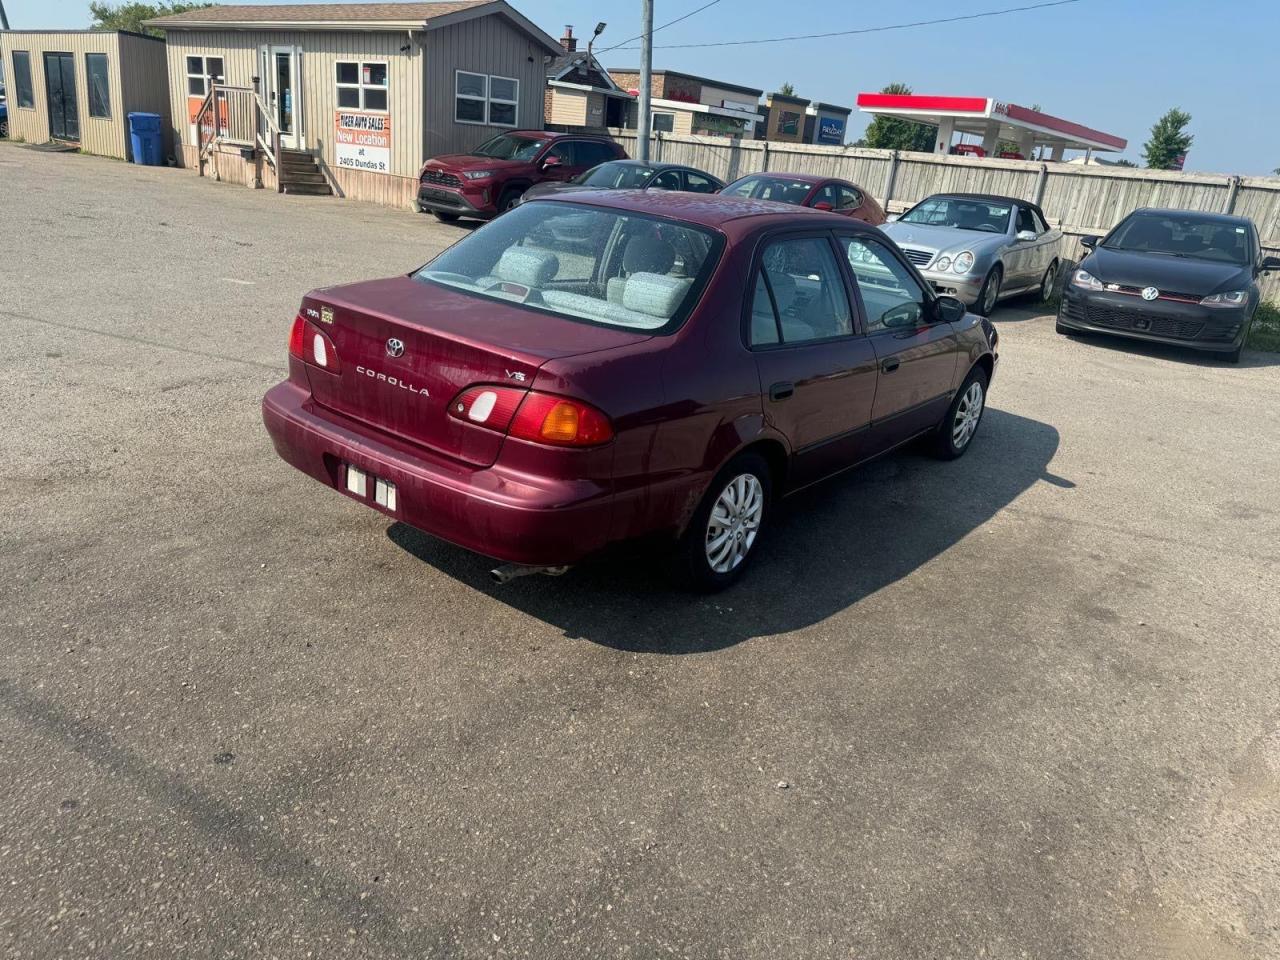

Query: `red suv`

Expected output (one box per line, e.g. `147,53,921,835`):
417,131,626,223
263,192,997,589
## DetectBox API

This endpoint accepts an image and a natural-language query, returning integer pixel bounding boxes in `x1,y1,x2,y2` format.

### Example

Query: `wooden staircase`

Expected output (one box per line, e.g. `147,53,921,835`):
278,150,332,196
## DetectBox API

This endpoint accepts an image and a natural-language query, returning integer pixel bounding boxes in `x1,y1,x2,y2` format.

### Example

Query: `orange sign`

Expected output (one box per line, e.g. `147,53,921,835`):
334,111,391,174
187,95,229,142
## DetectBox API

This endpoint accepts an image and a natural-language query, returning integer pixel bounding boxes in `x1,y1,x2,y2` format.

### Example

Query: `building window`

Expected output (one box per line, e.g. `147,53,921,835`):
86,53,111,118
651,112,675,133
454,70,518,127
12,51,35,108
185,55,224,97
335,61,388,112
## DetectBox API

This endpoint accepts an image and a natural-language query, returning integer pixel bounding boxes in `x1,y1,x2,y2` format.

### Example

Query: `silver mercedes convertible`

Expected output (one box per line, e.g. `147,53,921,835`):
881,193,1063,315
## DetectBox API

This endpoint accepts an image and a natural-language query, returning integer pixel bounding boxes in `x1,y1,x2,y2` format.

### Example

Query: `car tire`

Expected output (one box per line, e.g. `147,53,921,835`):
433,211,460,224
1038,259,1059,304
671,452,772,592
976,265,1003,317
932,366,990,460
497,188,522,214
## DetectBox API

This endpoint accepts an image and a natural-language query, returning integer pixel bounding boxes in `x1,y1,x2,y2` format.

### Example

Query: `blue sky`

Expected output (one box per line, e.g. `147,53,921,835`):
7,0,1277,174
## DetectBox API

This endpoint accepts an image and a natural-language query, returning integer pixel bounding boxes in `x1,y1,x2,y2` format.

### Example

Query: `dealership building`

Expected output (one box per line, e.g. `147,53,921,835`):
855,92,1126,160
146,0,564,208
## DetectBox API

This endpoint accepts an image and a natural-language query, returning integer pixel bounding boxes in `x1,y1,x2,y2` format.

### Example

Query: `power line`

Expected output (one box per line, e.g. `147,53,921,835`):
609,0,1080,50
594,0,724,55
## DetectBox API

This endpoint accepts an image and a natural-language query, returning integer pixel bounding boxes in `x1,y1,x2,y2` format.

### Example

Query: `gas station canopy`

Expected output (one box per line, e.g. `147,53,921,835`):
855,93,1127,160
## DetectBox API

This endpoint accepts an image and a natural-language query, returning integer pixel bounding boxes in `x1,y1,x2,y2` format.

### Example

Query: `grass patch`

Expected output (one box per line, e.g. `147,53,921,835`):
1249,301,1280,353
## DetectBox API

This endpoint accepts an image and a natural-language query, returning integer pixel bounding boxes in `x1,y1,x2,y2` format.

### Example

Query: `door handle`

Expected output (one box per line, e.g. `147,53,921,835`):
768,381,794,401
880,357,901,374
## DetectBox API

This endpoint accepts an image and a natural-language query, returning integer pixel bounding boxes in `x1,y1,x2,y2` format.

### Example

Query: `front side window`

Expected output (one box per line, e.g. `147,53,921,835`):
749,237,852,346
723,175,814,206
1104,212,1251,265
414,202,722,333
684,171,719,194
455,70,518,126
649,169,682,191
12,50,34,108
185,55,224,97
336,61,388,112
836,185,864,210
900,196,1012,234
470,132,545,161
86,53,110,118
841,237,926,332
577,161,655,188
1016,206,1038,235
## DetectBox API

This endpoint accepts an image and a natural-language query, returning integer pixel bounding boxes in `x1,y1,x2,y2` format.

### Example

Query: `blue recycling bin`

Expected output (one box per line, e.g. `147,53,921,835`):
127,112,163,166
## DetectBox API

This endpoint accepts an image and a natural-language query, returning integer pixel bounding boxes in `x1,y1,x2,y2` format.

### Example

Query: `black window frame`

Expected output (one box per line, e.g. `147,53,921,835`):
682,169,720,194
86,52,111,119
836,232,940,335
742,228,862,351
12,50,35,109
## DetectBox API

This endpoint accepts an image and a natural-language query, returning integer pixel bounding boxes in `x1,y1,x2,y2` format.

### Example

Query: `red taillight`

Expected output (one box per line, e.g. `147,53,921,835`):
448,386,614,447
510,392,613,447
287,313,341,373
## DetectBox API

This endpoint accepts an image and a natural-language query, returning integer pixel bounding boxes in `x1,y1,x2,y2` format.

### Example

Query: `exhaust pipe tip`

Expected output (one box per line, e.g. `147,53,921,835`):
489,563,571,585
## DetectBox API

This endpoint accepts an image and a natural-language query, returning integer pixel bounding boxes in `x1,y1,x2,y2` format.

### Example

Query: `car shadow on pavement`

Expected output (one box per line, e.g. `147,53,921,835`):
1061,329,1280,368
388,409,1065,654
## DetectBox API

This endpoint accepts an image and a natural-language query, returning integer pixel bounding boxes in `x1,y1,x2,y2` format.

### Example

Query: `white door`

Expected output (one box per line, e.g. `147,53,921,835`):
261,45,302,149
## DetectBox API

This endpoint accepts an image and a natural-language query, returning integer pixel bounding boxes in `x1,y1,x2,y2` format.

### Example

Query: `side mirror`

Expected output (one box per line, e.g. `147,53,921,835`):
1262,256,1280,272
813,201,834,212
1016,230,1038,243
1080,235,1100,249
541,155,562,169
934,295,967,324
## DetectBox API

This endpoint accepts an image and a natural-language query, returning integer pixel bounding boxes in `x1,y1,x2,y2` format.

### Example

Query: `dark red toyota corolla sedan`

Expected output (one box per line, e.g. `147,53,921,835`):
263,192,998,589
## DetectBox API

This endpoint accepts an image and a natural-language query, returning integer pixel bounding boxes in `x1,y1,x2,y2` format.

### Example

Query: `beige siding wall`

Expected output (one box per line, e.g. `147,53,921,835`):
117,32,173,159
421,14,549,159
0,32,135,159
547,87,587,126
161,28,424,181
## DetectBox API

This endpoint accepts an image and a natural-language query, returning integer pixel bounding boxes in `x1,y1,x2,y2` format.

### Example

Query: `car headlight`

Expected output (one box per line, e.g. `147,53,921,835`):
461,170,493,181
1201,290,1247,307
1072,269,1104,290
934,255,952,271
952,251,975,274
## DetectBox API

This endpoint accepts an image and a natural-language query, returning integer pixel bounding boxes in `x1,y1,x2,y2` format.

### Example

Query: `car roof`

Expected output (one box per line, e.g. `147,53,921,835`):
928,192,1024,206
731,172,827,186
504,129,614,142
1130,207,1253,227
532,189,867,232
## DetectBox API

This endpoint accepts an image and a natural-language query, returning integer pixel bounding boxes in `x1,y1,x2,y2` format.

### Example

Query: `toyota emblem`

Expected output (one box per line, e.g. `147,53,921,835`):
386,338,405,358
1141,286,1160,301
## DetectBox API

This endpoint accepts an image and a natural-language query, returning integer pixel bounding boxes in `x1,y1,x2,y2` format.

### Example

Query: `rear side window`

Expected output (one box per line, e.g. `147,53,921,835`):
574,141,618,168
748,237,852,346
12,51,35,108
684,171,719,194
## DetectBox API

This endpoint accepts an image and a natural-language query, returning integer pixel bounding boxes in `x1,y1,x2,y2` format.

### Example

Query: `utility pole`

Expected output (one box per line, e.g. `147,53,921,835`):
636,0,653,162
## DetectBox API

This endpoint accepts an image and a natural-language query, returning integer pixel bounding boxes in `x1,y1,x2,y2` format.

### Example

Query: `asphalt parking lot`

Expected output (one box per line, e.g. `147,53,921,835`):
3,145,1279,959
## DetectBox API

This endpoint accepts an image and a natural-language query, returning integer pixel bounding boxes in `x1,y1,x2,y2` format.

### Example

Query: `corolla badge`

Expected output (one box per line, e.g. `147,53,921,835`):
386,338,405,358
1141,286,1160,301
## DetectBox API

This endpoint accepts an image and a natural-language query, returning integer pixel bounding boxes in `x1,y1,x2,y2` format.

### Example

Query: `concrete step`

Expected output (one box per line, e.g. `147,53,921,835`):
282,182,333,197
280,170,328,186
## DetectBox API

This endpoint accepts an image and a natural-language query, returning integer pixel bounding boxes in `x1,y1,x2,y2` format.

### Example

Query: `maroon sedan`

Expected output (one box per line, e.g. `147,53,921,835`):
263,192,997,589
721,173,887,225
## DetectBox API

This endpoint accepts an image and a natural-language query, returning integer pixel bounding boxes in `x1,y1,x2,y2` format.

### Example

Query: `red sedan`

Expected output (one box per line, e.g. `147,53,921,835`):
262,192,996,589
720,173,887,224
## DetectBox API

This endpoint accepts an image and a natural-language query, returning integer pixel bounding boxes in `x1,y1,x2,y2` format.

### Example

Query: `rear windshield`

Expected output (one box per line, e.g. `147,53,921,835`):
722,175,814,205
900,197,1012,233
414,202,723,333
576,161,657,188
471,133,546,161
1103,212,1251,265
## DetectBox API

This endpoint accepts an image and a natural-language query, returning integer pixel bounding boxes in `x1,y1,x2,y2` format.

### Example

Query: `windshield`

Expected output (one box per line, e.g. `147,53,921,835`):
470,133,546,161
1103,212,1251,265
900,197,1013,234
575,162,657,188
722,176,814,205
414,202,723,333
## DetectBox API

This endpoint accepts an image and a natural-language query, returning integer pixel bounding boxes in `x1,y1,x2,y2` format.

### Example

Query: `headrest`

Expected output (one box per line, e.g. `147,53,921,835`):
623,235,676,275
622,272,692,319
494,246,559,287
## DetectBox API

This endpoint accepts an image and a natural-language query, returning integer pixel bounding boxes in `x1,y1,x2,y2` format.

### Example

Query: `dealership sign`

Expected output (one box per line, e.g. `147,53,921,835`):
817,117,846,145
335,111,391,175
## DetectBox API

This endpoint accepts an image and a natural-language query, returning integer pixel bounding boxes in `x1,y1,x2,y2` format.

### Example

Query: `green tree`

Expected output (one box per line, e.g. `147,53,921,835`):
89,1,212,37
1142,108,1194,170
1273,166,1280,176
778,82,796,97
1113,159,1138,168
861,82,936,152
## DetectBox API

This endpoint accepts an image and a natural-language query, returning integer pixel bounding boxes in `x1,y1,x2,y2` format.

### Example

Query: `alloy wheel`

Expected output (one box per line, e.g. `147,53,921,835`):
705,473,764,574
952,381,985,450
1040,262,1058,302
982,271,1001,314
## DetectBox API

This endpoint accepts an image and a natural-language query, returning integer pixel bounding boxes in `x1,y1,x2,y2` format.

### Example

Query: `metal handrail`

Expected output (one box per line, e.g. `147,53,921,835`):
252,91,284,193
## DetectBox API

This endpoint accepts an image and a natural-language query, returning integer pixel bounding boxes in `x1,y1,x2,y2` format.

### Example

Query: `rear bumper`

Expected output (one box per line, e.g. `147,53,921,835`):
1058,288,1248,353
416,182,497,219
262,381,613,566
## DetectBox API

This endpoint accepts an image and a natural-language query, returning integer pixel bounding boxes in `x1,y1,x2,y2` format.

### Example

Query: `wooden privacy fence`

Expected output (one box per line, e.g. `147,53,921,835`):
610,131,1280,302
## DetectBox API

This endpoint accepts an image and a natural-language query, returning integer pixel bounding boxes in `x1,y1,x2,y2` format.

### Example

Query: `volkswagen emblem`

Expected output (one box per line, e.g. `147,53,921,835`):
386,338,405,358
1141,286,1160,301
